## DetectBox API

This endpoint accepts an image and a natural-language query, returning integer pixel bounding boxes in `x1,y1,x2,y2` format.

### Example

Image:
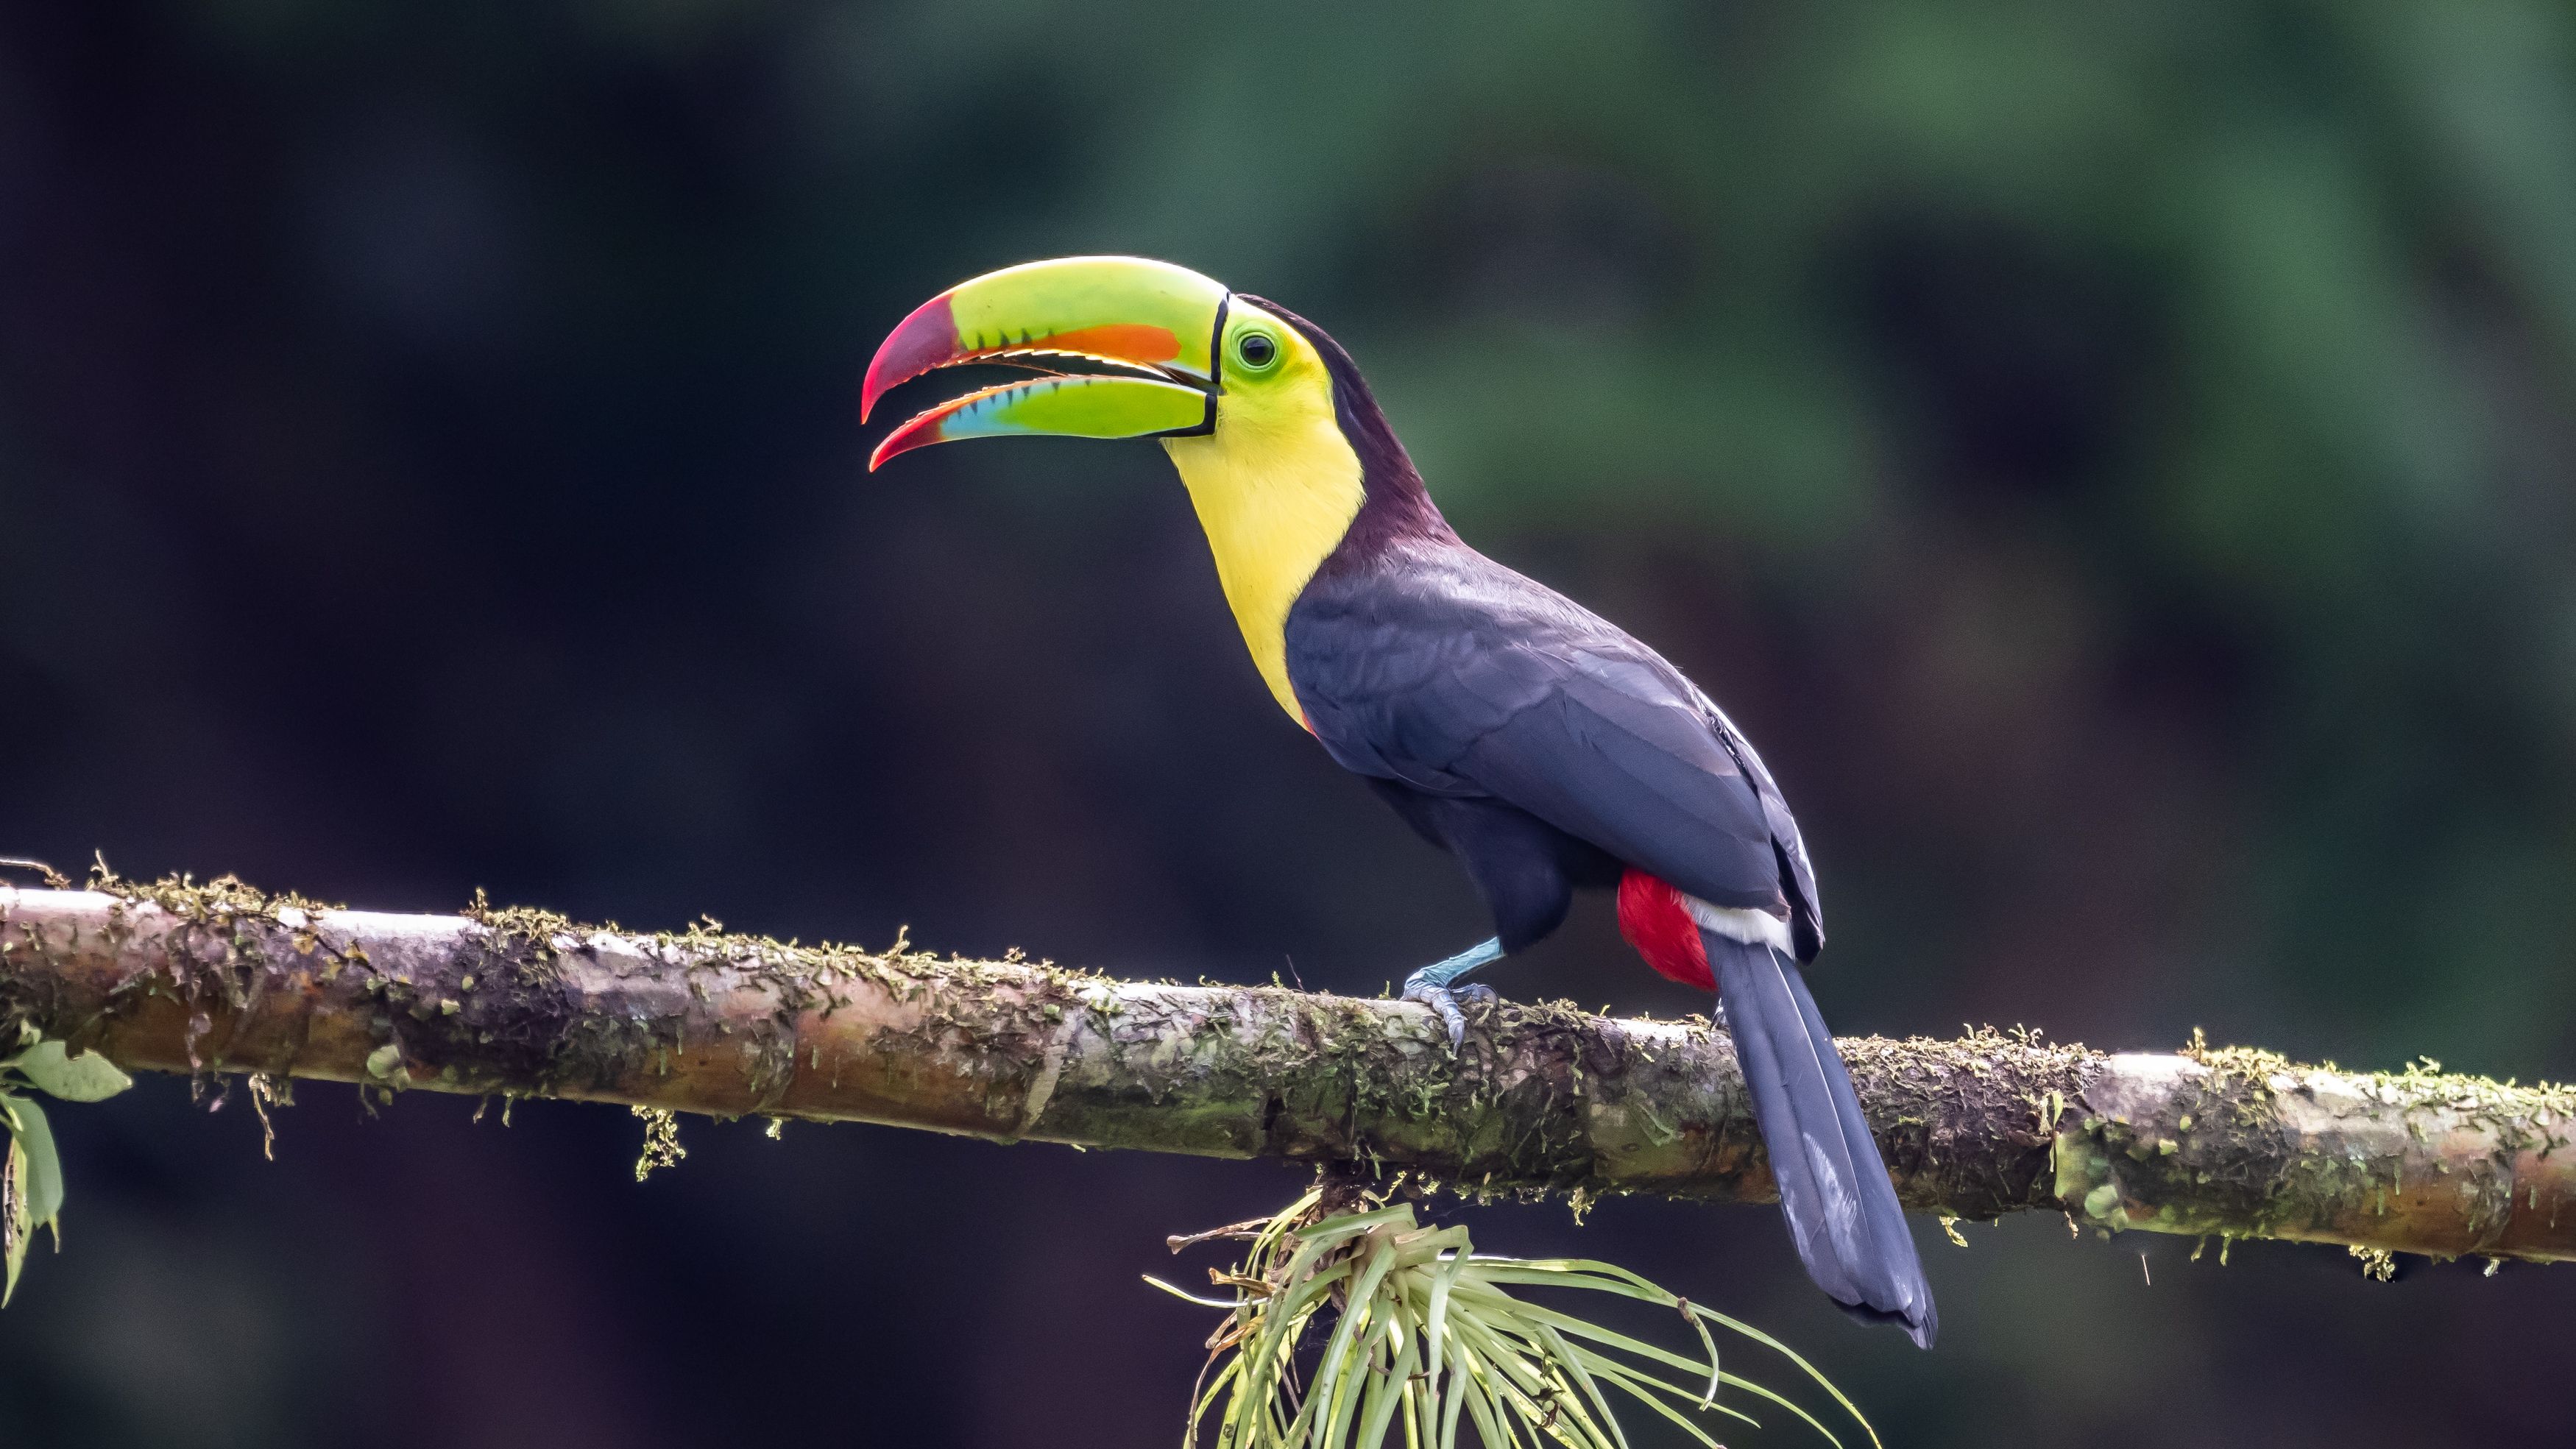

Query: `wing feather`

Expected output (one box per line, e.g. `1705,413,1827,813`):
1288,543,1822,939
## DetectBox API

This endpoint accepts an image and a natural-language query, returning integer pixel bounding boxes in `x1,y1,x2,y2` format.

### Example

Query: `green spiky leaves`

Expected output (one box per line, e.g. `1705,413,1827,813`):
1150,1194,1877,1449
1,1025,135,1305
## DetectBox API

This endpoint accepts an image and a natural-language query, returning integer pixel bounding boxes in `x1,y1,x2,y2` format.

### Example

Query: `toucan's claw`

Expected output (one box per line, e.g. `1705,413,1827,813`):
1402,977,1498,1049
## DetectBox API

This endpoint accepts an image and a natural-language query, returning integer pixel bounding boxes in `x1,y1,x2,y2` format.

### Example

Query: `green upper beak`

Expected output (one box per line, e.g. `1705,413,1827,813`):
863,256,1232,470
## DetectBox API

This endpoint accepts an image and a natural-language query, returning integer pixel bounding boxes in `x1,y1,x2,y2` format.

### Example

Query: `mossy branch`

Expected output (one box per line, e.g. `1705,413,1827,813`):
1,876,2569,1264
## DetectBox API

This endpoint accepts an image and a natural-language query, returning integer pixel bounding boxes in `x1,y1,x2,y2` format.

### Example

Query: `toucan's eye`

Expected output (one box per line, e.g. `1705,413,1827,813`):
1235,331,1279,371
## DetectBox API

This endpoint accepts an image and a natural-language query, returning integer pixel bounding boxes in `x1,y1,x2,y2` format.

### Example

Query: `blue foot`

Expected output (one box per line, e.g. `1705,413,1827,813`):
1401,938,1504,1049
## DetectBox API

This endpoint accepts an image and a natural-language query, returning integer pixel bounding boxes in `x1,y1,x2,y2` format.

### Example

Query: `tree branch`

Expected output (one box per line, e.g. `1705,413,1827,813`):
2,877,2569,1263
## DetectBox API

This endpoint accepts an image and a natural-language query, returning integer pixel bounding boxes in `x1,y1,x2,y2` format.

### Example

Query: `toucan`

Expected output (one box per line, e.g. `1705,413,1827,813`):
862,257,1936,1347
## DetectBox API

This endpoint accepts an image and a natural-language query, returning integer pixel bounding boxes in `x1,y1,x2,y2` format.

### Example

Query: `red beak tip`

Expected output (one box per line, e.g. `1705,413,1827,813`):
860,292,960,429
859,375,891,425
869,418,937,472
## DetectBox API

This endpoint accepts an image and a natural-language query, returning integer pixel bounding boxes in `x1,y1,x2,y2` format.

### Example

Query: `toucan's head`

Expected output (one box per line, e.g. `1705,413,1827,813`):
863,255,1443,720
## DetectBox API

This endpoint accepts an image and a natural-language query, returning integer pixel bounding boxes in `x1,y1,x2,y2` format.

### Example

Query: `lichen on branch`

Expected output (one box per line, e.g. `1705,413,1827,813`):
0,872,2568,1264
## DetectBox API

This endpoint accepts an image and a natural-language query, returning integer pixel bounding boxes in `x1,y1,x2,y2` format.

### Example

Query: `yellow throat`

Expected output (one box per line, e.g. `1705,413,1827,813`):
1159,319,1365,724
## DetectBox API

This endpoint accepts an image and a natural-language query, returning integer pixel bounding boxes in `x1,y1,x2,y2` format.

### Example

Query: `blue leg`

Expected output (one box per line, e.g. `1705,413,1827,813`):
1401,937,1504,1049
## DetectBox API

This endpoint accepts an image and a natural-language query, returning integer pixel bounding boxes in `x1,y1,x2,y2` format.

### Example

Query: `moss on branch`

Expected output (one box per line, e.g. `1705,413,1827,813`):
1,872,2569,1264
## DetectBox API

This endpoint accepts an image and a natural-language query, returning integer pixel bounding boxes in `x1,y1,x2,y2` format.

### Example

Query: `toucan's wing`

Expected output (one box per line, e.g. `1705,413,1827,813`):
1287,543,1820,939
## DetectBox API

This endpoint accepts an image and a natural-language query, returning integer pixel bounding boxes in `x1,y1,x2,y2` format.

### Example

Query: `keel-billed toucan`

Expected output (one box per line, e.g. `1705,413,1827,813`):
863,257,1936,1346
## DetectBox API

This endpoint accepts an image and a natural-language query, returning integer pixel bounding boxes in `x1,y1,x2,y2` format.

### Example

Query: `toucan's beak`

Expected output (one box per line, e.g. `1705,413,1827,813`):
863,256,1230,470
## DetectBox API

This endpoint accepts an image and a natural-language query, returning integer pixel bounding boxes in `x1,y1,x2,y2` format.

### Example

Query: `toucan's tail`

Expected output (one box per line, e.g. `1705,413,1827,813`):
1705,930,1936,1348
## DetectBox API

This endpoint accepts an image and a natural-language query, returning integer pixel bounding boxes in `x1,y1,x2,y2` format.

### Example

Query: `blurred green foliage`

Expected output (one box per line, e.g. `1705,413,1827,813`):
4,3,2573,1447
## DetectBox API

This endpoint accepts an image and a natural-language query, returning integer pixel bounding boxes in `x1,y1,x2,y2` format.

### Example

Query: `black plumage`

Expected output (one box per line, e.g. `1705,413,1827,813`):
1707,931,1936,1344
1257,298,1935,1345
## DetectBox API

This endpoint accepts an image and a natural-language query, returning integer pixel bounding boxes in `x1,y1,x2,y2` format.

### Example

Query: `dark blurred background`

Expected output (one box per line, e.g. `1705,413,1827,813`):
3,1,2572,1445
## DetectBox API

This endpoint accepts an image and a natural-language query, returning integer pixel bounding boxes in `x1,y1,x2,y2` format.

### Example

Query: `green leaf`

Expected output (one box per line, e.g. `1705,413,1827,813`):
2,1091,67,1308
10,1094,63,1231
10,1041,134,1102
2,1133,26,1306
